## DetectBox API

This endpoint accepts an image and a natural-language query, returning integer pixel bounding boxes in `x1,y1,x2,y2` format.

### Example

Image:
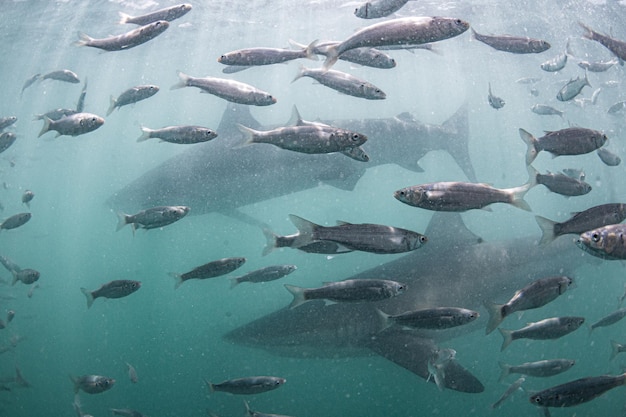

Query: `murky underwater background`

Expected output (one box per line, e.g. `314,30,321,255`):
1,0,626,416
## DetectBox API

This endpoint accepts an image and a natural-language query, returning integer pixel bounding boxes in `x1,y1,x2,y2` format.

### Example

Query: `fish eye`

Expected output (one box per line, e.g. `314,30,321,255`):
592,233,601,242
156,22,162,27
533,396,541,403
351,133,360,141
420,236,427,243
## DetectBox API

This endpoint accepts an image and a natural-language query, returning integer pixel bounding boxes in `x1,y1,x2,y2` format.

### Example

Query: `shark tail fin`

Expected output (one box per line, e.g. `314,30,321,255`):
535,215,557,245
284,284,307,309
499,328,514,351
519,128,539,165
484,301,505,334
497,361,511,382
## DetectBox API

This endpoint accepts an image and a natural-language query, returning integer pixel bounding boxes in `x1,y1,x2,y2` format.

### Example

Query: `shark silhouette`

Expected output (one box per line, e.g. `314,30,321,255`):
224,213,591,393
108,103,475,216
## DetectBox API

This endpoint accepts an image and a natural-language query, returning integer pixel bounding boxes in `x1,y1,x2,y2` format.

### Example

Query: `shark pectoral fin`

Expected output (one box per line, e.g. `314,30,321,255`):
396,161,425,173
317,166,365,191
366,329,484,393
424,212,483,247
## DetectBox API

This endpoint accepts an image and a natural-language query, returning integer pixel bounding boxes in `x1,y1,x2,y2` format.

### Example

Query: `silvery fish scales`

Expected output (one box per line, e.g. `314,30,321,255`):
354,0,410,19
577,223,626,260
171,72,276,106
519,127,607,165
471,29,550,53
38,112,104,137
530,373,626,407
580,23,626,61
119,3,192,25
207,376,285,395
76,21,169,51
499,316,584,350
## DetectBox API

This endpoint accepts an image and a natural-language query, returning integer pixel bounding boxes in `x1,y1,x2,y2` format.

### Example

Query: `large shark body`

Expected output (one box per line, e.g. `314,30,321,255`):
107,103,476,215
224,213,591,393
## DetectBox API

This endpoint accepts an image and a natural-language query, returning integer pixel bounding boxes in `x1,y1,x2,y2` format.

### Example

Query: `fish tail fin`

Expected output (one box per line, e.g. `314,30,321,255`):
508,182,533,212
284,284,307,309
470,27,477,39
136,126,153,142
583,69,591,88
69,375,79,393
203,378,215,392
288,214,317,246
610,340,622,361
519,128,539,165
499,328,514,351
497,361,511,382
304,39,319,61
116,211,129,231
106,96,117,116
288,39,306,49
291,65,307,84
118,12,133,24
170,71,190,90
323,45,339,71
483,300,505,334
74,32,93,47
535,215,557,245
262,228,278,256
236,124,258,146
375,308,392,331
38,117,52,138
578,22,594,40
229,277,240,289
168,272,184,289
80,287,94,309
243,400,252,416
10,271,18,286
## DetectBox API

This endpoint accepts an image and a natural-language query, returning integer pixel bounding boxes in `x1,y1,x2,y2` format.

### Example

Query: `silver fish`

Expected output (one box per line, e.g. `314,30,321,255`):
71,374,115,394
0,212,31,231
0,116,17,130
293,66,386,100
498,359,575,381
488,83,505,109
379,307,479,330
499,316,585,351
531,104,564,118
218,41,317,66
284,215,427,254
528,166,592,197
577,224,626,260
205,376,285,395
229,265,297,289
119,3,192,25
519,127,607,165
38,112,104,138
491,377,525,409
262,228,353,256
76,78,88,112
580,22,626,61
41,69,80,83
170,257,246,289
0,132,17,153
597,147,621,166
33,108,77,121
394,181,533,212
303,40,397,68
12,269,40,286
21,190,34,208
530,372,626,408
471,28,550,53
515,77,541,84
137,125,217,144
285,279,406,309
535,203,626,245
578,59,617,72
76,21,169,51
171,71,276,106
607,100,626,114
556,72,590,101
116,205,190,233
484,275,573,334
562,168,585,181
610,340,626,360
80,280,141,309
540,51,568,72
590,307,626,332
20,74,40,97
323,17,469,69
238,124,366,154
354,0,410,19
107,85,159,115
126,362,138,383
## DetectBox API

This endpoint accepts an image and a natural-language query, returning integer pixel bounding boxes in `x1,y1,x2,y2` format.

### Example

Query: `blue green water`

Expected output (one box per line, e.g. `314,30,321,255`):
1,0,626,416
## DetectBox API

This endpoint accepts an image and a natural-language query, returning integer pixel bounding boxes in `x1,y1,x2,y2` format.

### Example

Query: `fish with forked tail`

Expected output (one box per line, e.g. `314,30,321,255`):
116,206,189,233
499,316,584,351
80,280,141,308
170,257,246,289
519,127,607,165
471,28,550,53
76,21,169,51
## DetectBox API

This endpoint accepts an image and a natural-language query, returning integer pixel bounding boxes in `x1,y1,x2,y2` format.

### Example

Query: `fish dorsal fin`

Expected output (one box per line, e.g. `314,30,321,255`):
395,112,415,123
287,105,305,126
424,212,483,247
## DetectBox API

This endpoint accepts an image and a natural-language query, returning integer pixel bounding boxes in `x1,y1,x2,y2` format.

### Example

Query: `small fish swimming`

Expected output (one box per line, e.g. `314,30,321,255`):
491,377,525,409
137,125,217,144
556,72,590,101
71,374,115,394
126,362,138,383
41,69,80,83
607,100,626,114
484,275,574,334
171,71,276,106
80,280,141,308
527,166,592,197
38,112,105,138
0,212,31,231
76,21,169,51
535,203,626,245
589,307,626,332
394,180,534,212
0,132,17,154
285,279,406,309
295,40,396,68
11,269,40,286
262,228,353,256
610,340,626,360
519,127,607,165
580,22,626,61
354,0,410,19
33,108,78,121
119,3,192,25
530,372,626,408
499,316,584,351
170,257,246,289
107,85,159,115
292,67,386,100
21,190,34,208
20,74,40,97
597,148,621,166
218,41,318,66
562,168,585,181
204,376,286,395
530,104,564,118
116,206,190,233
229,265,297,289
0,116,17,131
498,359,575,381
578,59,617,72
471,29,550,53
540,50,568,72
577,224,626,260
487,83,505,109
378,307,479,330
76,78,88,112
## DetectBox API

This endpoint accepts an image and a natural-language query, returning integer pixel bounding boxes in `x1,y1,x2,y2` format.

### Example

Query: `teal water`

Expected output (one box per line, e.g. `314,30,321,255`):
1,0,626,416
